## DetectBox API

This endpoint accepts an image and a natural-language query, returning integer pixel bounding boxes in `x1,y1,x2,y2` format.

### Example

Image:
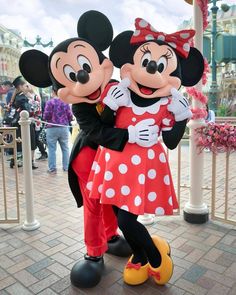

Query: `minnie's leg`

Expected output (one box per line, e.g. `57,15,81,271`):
115,208,173,285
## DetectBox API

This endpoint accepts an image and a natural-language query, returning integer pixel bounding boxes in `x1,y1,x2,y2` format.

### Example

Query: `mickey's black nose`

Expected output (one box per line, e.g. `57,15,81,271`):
77,70,89,84
146,61,157,74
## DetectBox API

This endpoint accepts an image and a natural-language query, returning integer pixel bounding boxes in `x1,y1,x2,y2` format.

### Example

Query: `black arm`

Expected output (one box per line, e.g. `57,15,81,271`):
162,120,187,150
72,103,128,151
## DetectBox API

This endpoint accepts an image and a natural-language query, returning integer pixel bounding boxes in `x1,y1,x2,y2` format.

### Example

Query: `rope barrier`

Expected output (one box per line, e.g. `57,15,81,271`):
30,118,79,129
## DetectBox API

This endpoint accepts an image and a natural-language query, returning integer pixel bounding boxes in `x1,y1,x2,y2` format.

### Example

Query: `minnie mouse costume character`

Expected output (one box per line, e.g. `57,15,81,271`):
88,18,204,286
19,11,159,288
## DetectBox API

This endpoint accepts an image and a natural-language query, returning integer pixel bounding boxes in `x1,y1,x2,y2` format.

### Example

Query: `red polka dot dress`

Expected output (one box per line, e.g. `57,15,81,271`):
88,97,179,216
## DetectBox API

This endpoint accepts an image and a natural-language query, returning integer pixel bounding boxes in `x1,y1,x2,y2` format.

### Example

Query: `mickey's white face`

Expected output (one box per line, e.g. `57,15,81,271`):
50,40,113,104
121,42,181,99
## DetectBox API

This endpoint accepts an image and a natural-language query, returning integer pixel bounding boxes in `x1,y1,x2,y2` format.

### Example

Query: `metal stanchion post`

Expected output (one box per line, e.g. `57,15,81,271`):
19,111,40,231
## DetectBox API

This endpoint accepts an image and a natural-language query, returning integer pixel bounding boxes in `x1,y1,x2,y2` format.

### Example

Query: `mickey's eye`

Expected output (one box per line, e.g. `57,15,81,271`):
141,52,151,67
78,55,92,73
156,57,167,73
64,65,77,82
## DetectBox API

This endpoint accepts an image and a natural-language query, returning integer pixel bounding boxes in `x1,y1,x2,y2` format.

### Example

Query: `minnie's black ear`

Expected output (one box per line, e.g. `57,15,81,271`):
109,31,137,68
19,49,52,88
179,47,204,87
77,10,113,51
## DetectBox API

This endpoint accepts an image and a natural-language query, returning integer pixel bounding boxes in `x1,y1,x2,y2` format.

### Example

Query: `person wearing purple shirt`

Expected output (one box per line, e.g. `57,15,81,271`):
43,89,73,173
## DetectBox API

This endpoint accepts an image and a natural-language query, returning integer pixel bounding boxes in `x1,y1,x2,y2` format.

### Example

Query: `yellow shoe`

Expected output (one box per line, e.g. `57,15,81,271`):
123,256,149,285
148,235,174,285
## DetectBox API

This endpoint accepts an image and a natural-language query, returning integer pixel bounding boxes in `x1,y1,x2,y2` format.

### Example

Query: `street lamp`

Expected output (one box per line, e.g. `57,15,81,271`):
23,35,53,49
22,36,53,98
208,0,230,113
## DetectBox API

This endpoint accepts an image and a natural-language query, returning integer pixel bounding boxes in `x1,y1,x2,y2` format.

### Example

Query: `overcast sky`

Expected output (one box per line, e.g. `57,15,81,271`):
0,0,235,54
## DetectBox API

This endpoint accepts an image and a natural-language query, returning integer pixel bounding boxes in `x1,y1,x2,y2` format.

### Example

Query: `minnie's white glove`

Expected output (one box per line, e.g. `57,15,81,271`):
103,78,131,111
168,88,192,122
128,119,158,147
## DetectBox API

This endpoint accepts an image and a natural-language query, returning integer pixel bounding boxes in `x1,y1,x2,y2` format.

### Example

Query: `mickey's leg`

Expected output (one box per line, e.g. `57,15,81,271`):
70,148,106,288
102,204,132,257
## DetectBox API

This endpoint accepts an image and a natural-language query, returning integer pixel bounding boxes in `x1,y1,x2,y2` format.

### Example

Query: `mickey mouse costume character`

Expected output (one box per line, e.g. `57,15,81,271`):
19,11,158,288
88,18,204,286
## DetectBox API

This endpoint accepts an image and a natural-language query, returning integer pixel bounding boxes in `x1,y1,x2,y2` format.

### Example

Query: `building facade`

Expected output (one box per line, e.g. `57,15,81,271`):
0,24,23,83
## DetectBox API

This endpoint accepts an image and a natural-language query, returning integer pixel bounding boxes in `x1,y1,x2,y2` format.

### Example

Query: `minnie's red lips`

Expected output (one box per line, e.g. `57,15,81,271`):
87,87,101,100
137,83,158,95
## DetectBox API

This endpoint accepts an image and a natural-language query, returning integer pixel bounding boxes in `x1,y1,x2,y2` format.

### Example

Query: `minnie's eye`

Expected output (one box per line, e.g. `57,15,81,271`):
156,57,167,73
63,65,77,82
78,55,92,73
141,52,151,67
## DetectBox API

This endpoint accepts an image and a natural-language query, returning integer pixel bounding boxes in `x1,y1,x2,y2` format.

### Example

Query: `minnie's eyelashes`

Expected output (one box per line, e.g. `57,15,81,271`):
140,45,150,54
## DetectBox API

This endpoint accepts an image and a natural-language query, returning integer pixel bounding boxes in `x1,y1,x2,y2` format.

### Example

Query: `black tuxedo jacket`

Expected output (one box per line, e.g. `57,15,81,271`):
68,102,128,207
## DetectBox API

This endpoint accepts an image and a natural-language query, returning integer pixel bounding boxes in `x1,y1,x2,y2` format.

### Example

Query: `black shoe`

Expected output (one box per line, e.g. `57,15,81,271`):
10,158,22,168
37,153,48,161
106,235,132,257
70,255,104,288
32,162,38,170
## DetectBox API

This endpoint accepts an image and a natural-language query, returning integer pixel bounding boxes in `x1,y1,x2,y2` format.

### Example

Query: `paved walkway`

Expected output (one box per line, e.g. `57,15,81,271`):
0,146,236,295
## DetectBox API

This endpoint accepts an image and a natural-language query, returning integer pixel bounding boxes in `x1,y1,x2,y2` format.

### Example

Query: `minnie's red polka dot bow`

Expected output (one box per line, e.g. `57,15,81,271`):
130,18,195,58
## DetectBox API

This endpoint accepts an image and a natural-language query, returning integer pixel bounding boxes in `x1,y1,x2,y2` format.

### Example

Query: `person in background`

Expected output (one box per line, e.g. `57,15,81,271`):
10,76,38,169
43,89,73,174
26,84,48,160
205,103,216,123
2,81,14,105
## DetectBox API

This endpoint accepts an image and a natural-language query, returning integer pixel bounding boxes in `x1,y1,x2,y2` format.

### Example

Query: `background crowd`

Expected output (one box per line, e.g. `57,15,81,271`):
0,76,73,173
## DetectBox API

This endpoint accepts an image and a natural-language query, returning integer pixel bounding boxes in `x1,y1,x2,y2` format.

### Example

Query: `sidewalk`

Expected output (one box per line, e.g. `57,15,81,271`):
0,148,236,295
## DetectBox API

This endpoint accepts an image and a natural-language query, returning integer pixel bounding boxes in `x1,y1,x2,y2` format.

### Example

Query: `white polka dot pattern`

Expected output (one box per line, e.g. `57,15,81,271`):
148,169,156,179
121,205,129,211
86,181,92,191
118,164,128,174
159,153,166,163
91,161,97,171
155,207,165,215
131,155,141,165
139,19,148,28
183,43,190,52
162,118,171,126
164,175,170,185
98,184,103,193
148,149,155,159
95,164,100,174
138,174,145,184
106,188,115,198
104,171,113,181
148,192,157,202
105,152,110,162
145,34,154,41
168,196,173,206
168,42,177,48
157,35,165,41
121,185,130,196
134,196,142,206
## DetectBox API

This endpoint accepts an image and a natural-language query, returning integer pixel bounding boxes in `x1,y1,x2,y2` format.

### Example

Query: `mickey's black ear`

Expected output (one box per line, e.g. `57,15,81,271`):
180,47,204,87
77,10,113,51
19,49,52,87
109,31,137,68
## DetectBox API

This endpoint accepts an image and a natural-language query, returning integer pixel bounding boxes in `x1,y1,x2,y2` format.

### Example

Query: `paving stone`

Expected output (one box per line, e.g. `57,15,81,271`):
33,269,53,280
224,262,236,280
182,264,207,283
197,276,216,290
203,247,224,262
13,269,38,287
6,258,34,274
207,282,231,295
26,258,55,274
25,249,46,262
50,275,71,293
47,262,70,278
0,268,8,281
197,258,227,274
29,274,60,294
184,248,205,263
0,276,16,290
204,270,235,288
51,252,74,266
175,278,208,294
6,282,33,295
38,289,58,295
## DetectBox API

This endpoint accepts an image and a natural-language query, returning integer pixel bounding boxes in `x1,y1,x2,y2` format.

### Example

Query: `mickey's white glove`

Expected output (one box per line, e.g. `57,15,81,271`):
103,78,131,111
168,88,192,121
128,119,158,147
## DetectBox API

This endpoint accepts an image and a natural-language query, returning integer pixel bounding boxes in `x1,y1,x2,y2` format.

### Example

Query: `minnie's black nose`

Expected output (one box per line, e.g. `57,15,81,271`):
77,70,89,84
146,61,157,74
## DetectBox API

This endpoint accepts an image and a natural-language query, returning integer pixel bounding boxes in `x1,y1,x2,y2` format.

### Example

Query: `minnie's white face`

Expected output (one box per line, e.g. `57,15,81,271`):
121,42,181,98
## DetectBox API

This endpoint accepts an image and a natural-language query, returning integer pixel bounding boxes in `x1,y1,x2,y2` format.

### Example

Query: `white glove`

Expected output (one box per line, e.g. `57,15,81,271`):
168,88,192,122
128,119,158,147
103,78,131,111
